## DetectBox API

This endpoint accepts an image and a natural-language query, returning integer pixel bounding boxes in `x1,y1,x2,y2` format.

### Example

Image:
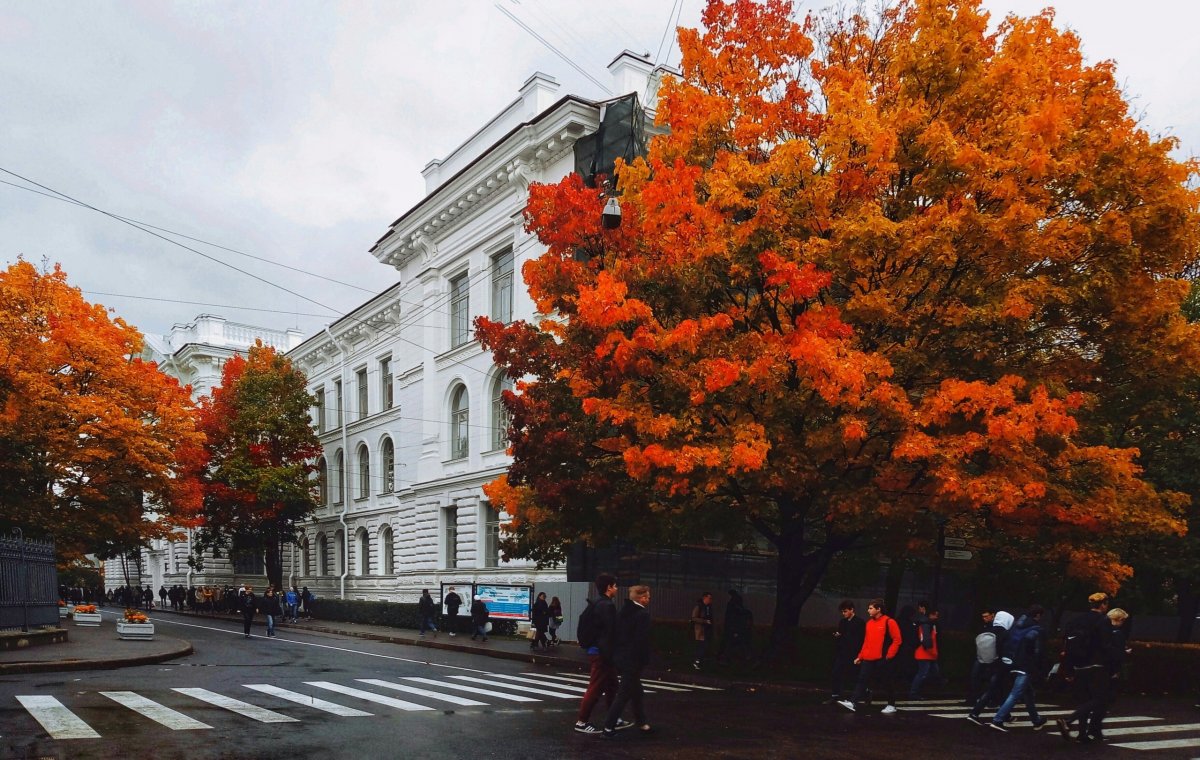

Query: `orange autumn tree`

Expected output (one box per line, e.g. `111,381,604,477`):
0,260,205,567
478,0,1199,639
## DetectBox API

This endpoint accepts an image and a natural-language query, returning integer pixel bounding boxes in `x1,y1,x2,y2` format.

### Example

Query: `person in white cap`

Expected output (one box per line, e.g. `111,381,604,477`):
470,594,490,642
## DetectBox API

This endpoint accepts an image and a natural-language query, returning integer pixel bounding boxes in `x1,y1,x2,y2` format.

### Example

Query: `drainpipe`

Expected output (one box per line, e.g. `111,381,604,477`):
324,325,350,600
185,528,193,590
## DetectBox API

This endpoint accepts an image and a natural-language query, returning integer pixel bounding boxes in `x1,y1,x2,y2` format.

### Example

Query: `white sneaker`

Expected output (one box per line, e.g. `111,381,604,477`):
837,700,856,712
881,705,897,715
448,632,456,637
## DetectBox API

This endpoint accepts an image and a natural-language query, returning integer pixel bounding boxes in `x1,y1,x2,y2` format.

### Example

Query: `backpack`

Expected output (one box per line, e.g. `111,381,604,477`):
975,631,998,664
1001,625,1035,665
1062,615,1094,668
577,599,599,649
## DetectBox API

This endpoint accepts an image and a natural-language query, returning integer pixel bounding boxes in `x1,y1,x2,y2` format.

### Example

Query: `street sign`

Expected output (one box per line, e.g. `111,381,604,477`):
943,537,967,548
944,549,973,560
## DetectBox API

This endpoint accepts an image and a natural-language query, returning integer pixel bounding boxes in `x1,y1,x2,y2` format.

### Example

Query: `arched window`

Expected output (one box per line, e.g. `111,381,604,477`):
317,534,329,576
356,528,370,575
450,385,469,460
380,526,394,575
333,450,345,504
316,457,328,505
381,437,395,493
357,444,370,499
491,375,514,451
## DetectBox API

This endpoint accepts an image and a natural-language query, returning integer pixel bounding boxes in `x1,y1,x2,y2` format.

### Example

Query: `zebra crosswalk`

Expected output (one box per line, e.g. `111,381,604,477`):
4,670,719,742
897,698,1200,752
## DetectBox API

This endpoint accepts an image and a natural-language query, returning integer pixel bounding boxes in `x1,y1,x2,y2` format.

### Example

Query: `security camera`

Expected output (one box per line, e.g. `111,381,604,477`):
601,197,622,229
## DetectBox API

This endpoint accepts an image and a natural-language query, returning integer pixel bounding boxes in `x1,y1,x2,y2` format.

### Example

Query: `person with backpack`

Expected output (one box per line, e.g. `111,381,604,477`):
988,605,1048,732
240,585,258,638
831,599,866,703
965,608,997,704
966,610,1014,723
838,598,902,714
908,605,940,700
470,595,489,642
418,589,439,637
531,591,550,650
1057,593,1117,743
575,573,629,735
443,586,462,637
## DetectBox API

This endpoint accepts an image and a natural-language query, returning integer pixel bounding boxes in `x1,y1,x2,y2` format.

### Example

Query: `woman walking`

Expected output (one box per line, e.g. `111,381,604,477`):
531,592,550,650
548,596,563,646
262,587,282,637
240,586,258,639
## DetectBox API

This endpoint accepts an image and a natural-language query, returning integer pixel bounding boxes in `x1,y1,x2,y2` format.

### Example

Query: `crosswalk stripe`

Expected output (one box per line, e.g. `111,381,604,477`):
304,681,434,712
447,676,579,699
929,710,1075,718
551,671,696,692
356,679,487,707
173,688,299,723
1112,737,1200,751
640,677,722,691
926,712,1161,724
402,677,540,702
242,685,373,717
481,674,593,694
1101,723,1200,737
895,699,969,706
99,692,211,730
16,696,99,740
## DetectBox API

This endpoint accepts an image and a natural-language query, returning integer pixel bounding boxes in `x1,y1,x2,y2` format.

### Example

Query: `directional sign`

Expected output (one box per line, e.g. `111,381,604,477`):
943,537,967,548
944,549,973,560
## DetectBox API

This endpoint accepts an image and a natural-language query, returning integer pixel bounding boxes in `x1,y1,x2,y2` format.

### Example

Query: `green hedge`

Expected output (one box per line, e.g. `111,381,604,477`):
306,598,519,637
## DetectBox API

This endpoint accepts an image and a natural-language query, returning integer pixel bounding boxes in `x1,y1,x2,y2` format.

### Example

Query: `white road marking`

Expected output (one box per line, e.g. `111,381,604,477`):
895,699,970,706
242,685,373,717
305,681,433,711
99,692,210,730
640,677,722,691
1101,723,1200,737
446,675,579,698
16,695,99,739
402,677,540,702
930,710,1075,718
1112,737,1200,751
481,674,591,693
357,679,488,707
928,713,1161,724
173,688,299,723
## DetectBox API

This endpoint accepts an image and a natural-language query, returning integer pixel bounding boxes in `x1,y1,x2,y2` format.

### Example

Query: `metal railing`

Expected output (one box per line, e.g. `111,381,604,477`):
0,529,58,631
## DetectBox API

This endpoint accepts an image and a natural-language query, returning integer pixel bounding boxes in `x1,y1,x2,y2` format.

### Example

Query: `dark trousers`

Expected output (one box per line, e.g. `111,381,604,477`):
1067,667,1113,735
578,654,618,723
533,625,548,648
242,612,254,635
693,636,708,664
832,655,858,698
419,614,437,633
604,667,646,729
971,665,1011,715
851,658,896,706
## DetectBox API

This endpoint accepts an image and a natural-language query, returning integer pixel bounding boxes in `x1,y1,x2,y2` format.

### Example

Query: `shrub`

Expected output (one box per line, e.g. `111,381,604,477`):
308,598,421,629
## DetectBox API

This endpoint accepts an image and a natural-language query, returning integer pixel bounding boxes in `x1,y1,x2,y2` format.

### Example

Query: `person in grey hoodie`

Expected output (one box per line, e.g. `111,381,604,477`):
989,605,1048,732
966,610,1014,725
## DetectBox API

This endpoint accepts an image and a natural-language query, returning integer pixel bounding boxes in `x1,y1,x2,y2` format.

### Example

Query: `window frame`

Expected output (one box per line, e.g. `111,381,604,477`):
380,356,393,410
450,385,469,460
490,247,514,324
449,272,471,348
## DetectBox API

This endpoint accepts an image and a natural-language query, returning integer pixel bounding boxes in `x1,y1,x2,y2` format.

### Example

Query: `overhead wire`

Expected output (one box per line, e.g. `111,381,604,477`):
495,3,613,95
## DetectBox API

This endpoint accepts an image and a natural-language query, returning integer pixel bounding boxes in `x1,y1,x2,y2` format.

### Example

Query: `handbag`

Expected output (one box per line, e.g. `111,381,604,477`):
484,622,493,634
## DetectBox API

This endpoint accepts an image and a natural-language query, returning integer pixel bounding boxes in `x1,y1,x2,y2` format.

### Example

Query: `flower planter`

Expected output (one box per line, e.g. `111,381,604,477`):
73,612,102,627
116,621,155,641
58,607,68,619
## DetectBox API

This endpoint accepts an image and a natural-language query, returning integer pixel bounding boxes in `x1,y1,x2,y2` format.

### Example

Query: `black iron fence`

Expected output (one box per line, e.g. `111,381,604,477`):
0,530,58,631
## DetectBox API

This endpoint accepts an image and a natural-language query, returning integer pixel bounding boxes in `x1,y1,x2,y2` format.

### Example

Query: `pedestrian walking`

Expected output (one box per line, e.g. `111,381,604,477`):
241,586,258,638
142,585,154,611
908,604,940,700
966,610,1014,722
691,591,714,671
301,586,314,619
1057,593,1117,743
548,596,563,646
262,587,282,637
832,600,866,703
574,573,622,735
443,586,463,637
532,592,550,650
285,586,299,623
418,589,439,637
158,585,167,609
717,589,753,664
838,598,902,714
987,605,1047,732
1104,607,1133,733
966,608,1002,704
470,595,489,642
602,585,654,738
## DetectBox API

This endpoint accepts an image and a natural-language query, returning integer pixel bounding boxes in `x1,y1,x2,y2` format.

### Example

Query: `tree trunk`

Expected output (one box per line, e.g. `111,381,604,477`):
767,519,843,654
1175,576,1200,643
266,539,284,592
883,554,906,616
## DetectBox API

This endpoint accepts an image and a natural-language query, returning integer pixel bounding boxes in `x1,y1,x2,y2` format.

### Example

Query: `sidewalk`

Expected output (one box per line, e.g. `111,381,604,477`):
0,609,192,675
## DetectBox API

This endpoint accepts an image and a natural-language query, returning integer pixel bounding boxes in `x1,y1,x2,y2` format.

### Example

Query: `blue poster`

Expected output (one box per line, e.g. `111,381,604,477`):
474,584,532,620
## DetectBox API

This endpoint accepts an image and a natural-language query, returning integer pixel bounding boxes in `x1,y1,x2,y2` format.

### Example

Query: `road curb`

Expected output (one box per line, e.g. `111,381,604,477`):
0,638,193,675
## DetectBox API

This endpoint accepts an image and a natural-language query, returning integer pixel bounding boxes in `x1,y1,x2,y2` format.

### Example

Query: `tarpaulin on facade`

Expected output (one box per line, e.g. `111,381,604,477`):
573,92,647,188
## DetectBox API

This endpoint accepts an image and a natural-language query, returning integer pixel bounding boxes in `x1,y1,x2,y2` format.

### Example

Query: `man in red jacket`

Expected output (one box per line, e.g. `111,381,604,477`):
838,598,902,714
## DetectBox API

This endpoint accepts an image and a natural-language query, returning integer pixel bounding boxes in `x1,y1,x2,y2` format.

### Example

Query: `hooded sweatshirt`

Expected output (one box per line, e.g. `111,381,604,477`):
858,613,902,662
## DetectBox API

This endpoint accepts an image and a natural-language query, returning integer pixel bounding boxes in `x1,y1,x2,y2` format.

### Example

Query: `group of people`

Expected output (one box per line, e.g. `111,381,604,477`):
233,584,309,638
831,592,1133,743
531,591,564,649
418,587,493,641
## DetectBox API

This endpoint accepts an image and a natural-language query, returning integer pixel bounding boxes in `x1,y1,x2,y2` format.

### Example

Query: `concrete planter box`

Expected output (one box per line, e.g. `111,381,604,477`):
58,607,68,619
73,612,102,627
116,621,155,641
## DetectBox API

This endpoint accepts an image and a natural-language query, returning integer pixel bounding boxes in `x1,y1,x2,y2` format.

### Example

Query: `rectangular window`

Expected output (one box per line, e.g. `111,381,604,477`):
482,508,500,568
443,507,458,569
333,380,343,429
315,388,326,434
491,248,513,324
232,551,265,575
356,368,368,420
450,273,470,348
380,357,393,410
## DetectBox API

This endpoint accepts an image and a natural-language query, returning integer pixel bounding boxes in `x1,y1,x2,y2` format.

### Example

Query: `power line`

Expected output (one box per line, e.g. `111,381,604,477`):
82,290,333,319
654,0,684,66
495,3,613,95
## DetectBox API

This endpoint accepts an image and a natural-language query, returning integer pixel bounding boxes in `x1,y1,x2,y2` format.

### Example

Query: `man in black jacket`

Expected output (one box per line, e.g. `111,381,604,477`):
418,589,439,637
240,586,258,639
603,585,653,738
832,600,866,702
470,595,489,642
1058,593,1117,743
443,587,462,637
575,573,624,734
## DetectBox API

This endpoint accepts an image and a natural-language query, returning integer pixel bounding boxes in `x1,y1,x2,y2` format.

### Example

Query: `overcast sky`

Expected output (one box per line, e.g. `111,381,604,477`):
2,1,1196,345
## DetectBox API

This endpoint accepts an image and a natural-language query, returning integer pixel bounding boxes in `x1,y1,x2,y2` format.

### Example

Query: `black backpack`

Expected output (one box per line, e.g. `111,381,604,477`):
1062,614,1094,667
577,600,599,649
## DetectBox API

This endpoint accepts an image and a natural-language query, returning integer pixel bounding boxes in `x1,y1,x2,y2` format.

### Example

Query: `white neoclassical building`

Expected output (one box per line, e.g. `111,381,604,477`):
286,52,672,603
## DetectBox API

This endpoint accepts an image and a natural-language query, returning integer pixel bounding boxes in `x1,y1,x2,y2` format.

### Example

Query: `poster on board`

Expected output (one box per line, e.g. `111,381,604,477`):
473,583,532,621
439,583,469,618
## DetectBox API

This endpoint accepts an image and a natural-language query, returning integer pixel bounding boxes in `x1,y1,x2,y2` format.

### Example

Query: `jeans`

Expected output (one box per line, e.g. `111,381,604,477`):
473,623,488,639
909,660,939,699
419,614,438,634
577,653,618,723
266,614,275,636
993,671,1041,725
287,603,298,622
